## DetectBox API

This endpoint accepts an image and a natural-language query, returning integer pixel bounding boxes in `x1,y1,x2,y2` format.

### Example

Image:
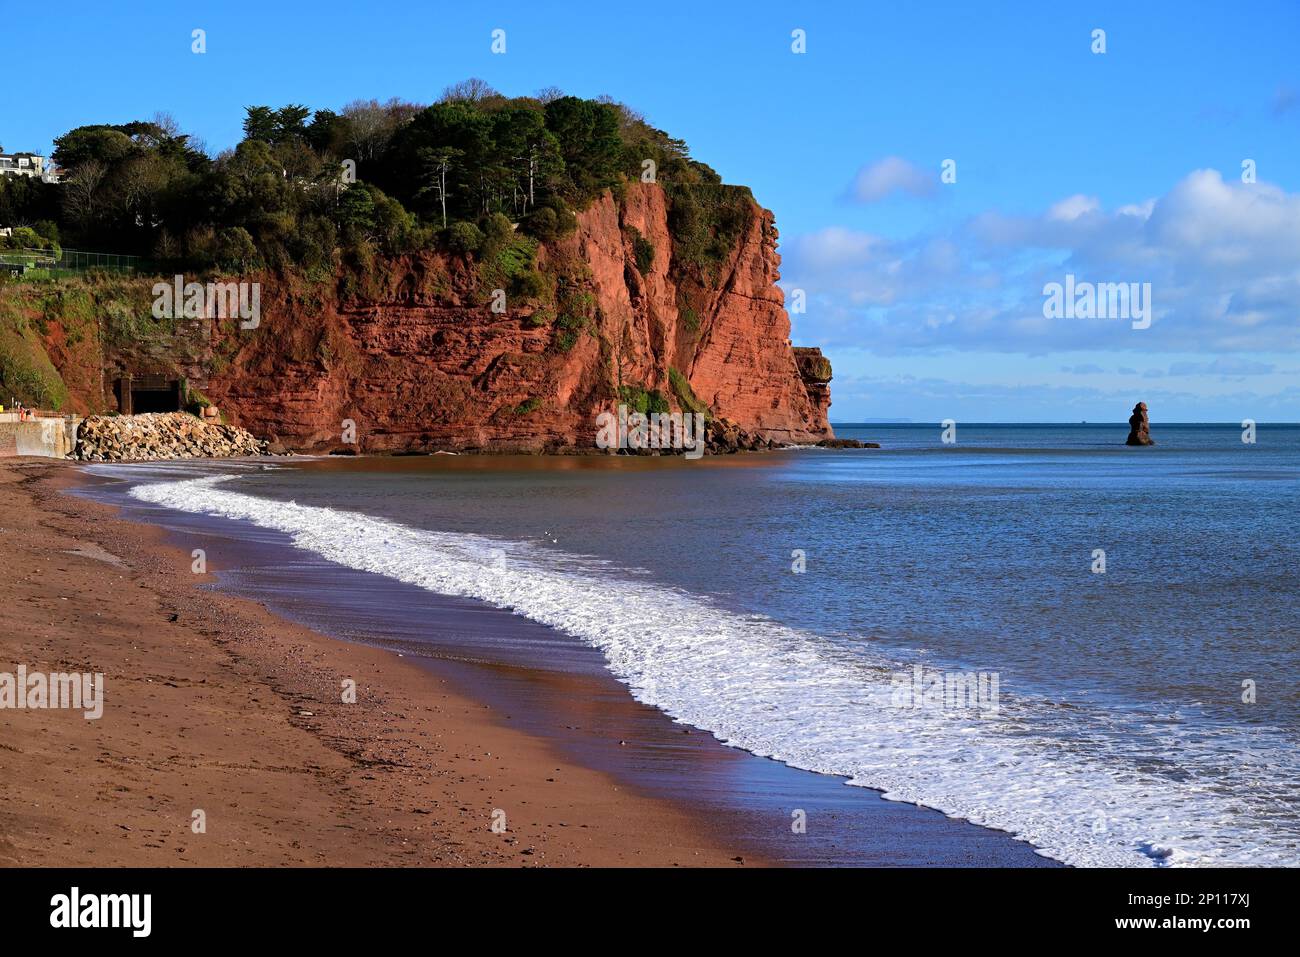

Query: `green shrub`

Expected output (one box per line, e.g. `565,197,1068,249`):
479,212,515,255
677,288,701,332
215,226,258,271
551,201,577,237
669,366,708,416
522,207,558,241
512,269,548,299
0,297,69,409
666,182,753,273
626,226,655,274
618,384,669,415
492,237,535,279
33,220,60,246
478,234,538,298
5,227,41,250
445,221,484,256
532,197,577,237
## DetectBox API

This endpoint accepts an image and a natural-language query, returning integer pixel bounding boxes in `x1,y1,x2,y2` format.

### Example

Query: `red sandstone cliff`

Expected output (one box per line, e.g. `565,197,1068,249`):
28,183,832,453
195,182,831,453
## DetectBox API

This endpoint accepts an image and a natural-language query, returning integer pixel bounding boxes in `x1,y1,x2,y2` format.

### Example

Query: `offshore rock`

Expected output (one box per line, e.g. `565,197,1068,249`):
1125,402,1154,446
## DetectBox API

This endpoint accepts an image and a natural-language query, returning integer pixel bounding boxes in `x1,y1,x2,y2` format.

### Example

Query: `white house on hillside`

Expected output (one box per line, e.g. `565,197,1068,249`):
0,150,60,183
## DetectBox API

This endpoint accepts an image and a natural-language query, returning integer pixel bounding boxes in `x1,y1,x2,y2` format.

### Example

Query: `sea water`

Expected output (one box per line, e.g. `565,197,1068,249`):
104,423,1299,866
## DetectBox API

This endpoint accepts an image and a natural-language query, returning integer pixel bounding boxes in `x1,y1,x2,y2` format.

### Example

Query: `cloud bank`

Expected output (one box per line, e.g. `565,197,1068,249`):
782,169,1300,356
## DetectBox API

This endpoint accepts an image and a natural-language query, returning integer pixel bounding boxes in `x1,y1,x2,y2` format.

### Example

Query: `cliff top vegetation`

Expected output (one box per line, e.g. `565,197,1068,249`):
0,79,754,278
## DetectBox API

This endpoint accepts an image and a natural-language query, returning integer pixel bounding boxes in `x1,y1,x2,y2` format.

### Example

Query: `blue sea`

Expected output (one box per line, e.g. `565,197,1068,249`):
91,423,1300,866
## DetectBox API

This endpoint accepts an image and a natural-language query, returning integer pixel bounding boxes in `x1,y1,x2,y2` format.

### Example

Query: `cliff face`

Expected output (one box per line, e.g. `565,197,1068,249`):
596,185,829,442
197,183,830,452
15,183,832,452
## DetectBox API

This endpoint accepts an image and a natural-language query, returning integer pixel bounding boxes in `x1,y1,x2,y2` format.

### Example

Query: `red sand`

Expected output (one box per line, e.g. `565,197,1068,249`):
0,459,752,867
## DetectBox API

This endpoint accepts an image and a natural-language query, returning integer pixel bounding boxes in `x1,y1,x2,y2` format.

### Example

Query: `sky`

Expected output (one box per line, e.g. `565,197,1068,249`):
3,0,1297,421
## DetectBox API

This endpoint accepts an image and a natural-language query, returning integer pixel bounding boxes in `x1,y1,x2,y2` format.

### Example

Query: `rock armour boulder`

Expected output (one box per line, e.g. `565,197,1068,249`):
72,412,272,462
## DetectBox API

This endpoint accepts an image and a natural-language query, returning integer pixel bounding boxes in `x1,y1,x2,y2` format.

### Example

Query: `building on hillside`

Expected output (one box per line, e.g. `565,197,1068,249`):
0,150,60,182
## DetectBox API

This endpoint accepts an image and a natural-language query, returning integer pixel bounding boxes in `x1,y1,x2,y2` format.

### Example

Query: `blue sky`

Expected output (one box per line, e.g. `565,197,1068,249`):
3,0,1297,421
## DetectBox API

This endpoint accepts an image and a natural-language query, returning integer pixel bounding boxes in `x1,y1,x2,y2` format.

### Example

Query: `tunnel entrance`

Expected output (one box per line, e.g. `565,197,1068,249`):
114,374,183,415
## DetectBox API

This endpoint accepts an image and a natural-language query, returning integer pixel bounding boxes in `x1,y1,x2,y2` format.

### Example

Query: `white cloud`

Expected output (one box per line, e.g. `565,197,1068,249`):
783,169,1300,356
786,226,884,268
1047,194,1100,221
1116,199,1156,219
846,156,936,203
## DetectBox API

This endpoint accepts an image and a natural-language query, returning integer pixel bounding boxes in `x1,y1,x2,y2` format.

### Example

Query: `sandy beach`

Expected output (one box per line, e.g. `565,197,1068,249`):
0,458,751,867
1,455,1070,869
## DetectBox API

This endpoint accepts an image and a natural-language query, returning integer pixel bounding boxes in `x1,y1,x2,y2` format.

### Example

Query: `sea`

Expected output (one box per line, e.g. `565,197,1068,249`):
80,423,1300,867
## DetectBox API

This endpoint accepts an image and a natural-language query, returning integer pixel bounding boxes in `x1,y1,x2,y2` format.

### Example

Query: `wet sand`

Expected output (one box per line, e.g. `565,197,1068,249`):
0,459,751,866
2,457,1057,867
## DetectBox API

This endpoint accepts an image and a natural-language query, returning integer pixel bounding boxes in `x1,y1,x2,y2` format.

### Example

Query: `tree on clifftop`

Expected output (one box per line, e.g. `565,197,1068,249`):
542,97,622,199
35,80,750,273
415,147,461,228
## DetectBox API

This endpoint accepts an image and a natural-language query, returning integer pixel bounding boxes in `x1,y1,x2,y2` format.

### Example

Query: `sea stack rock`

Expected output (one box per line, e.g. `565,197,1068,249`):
1126,402,1154,446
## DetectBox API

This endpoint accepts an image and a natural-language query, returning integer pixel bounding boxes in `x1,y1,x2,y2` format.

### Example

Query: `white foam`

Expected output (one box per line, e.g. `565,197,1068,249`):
130,475,1298,867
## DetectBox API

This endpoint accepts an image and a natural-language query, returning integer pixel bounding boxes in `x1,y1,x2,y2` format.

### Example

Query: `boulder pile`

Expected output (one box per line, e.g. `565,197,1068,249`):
700,420,880,453
704,417,779,453
72,412,271,462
